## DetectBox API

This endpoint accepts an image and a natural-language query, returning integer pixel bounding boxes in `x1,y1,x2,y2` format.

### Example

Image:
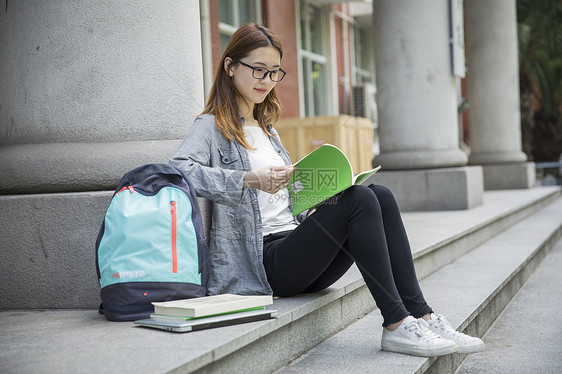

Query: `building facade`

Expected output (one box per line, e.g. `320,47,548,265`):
0,0,535,309
201,0,377,122
0,0,534,200
199,0,534,208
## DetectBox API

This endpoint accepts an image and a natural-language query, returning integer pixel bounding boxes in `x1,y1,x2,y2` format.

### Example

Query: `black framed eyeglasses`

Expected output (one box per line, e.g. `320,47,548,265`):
232,57,286,82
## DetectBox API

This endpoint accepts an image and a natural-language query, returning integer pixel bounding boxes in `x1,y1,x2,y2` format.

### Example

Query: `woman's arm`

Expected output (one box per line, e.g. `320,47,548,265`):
169,117,246,206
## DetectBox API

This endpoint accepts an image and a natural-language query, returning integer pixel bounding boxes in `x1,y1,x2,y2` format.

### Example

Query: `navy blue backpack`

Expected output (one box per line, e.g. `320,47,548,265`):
95,164,209,321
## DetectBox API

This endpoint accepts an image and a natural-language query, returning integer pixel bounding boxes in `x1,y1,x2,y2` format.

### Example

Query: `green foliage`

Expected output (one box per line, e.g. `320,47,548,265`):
517,0,562,162
517,0,562,116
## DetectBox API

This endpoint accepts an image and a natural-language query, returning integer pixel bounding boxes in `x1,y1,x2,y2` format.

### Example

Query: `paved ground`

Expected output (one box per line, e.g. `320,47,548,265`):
456,238,562,374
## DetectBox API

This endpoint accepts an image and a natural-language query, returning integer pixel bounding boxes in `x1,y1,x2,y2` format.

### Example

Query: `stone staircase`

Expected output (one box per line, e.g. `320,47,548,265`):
277,188,562,374
1,186,560,374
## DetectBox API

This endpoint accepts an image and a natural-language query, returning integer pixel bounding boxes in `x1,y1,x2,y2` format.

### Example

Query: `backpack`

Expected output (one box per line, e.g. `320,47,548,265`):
95,163,209,321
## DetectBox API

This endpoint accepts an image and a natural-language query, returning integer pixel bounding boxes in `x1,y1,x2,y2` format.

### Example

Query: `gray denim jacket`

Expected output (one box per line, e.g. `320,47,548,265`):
169,114,304,295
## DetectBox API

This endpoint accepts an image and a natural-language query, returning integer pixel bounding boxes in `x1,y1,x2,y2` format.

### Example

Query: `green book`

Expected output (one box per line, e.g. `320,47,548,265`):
289,144,381,216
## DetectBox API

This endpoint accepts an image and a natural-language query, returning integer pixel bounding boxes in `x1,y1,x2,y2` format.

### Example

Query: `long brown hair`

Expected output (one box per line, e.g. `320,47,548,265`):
202,24,283,150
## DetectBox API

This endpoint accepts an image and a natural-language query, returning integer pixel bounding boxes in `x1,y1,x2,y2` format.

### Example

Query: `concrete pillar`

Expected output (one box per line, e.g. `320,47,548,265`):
370,0,482,211
465,0,535,190
0,1,204,194
0,1,204,309
372,0,467,169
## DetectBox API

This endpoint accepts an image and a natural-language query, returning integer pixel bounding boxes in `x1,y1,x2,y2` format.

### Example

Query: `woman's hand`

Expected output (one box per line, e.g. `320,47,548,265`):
243,165,295,194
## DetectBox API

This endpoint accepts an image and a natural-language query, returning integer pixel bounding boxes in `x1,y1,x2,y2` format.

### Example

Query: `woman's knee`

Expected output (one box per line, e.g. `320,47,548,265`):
368,184,396,200
317,185,379,216
368,184,401,211
343,185,377,201
333,185,379,210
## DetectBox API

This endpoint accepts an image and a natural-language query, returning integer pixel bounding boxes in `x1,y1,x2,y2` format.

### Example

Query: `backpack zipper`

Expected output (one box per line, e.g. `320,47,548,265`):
115,185,136,195
170,200,178,274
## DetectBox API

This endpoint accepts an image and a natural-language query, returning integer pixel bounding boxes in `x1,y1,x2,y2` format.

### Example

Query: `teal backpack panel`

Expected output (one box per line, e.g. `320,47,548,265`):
98,187,201,288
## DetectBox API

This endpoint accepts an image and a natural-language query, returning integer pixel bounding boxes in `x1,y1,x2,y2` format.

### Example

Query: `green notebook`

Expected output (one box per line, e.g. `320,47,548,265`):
288,144,381,216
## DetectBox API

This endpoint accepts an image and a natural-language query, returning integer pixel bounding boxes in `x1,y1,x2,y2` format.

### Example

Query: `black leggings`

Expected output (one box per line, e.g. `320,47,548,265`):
262,184,433,327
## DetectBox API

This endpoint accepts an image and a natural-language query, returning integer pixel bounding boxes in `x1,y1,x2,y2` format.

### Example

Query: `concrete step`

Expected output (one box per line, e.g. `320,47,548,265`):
456,237,562,374
0,187,560,374
275,196,562,374
405,186,560,281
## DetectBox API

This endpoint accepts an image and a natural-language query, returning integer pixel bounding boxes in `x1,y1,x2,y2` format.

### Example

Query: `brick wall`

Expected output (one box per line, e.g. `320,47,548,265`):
264,0,300,118
209,0,222,77
333,4,353,116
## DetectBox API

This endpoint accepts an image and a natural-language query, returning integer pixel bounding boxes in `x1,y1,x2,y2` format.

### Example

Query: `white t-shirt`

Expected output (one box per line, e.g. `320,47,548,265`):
243,125,298,236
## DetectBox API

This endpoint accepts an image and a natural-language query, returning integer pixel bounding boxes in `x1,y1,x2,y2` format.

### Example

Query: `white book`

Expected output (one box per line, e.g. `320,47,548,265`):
151,294,273,318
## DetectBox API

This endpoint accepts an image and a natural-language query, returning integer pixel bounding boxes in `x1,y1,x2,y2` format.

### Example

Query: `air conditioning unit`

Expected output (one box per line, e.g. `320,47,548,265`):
352,83,378,123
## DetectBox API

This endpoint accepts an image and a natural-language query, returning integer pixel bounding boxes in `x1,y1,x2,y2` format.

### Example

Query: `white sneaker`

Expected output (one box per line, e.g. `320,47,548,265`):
381,316,458,357
423,314,485,354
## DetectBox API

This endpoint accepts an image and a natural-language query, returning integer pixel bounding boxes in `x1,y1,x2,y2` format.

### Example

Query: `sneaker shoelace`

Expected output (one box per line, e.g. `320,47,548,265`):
427,314,463,338
404,318,442,343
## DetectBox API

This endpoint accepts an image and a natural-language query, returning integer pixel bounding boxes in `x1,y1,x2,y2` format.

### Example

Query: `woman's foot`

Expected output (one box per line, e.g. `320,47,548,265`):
381,316,458,357
421,313,485,353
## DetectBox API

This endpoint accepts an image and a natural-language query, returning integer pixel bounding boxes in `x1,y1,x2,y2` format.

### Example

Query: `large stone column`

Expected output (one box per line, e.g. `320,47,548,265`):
370,0,483,211
465,0,535,189
0,1,204,194
0,1,204,310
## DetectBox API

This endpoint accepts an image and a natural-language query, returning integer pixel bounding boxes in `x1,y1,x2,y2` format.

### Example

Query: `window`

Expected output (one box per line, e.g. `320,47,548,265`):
218,0,262,52
352,24,374,85
299,1,330,117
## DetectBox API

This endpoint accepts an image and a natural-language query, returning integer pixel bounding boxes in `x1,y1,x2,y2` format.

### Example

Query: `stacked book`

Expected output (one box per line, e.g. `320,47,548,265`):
134,294,277,332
